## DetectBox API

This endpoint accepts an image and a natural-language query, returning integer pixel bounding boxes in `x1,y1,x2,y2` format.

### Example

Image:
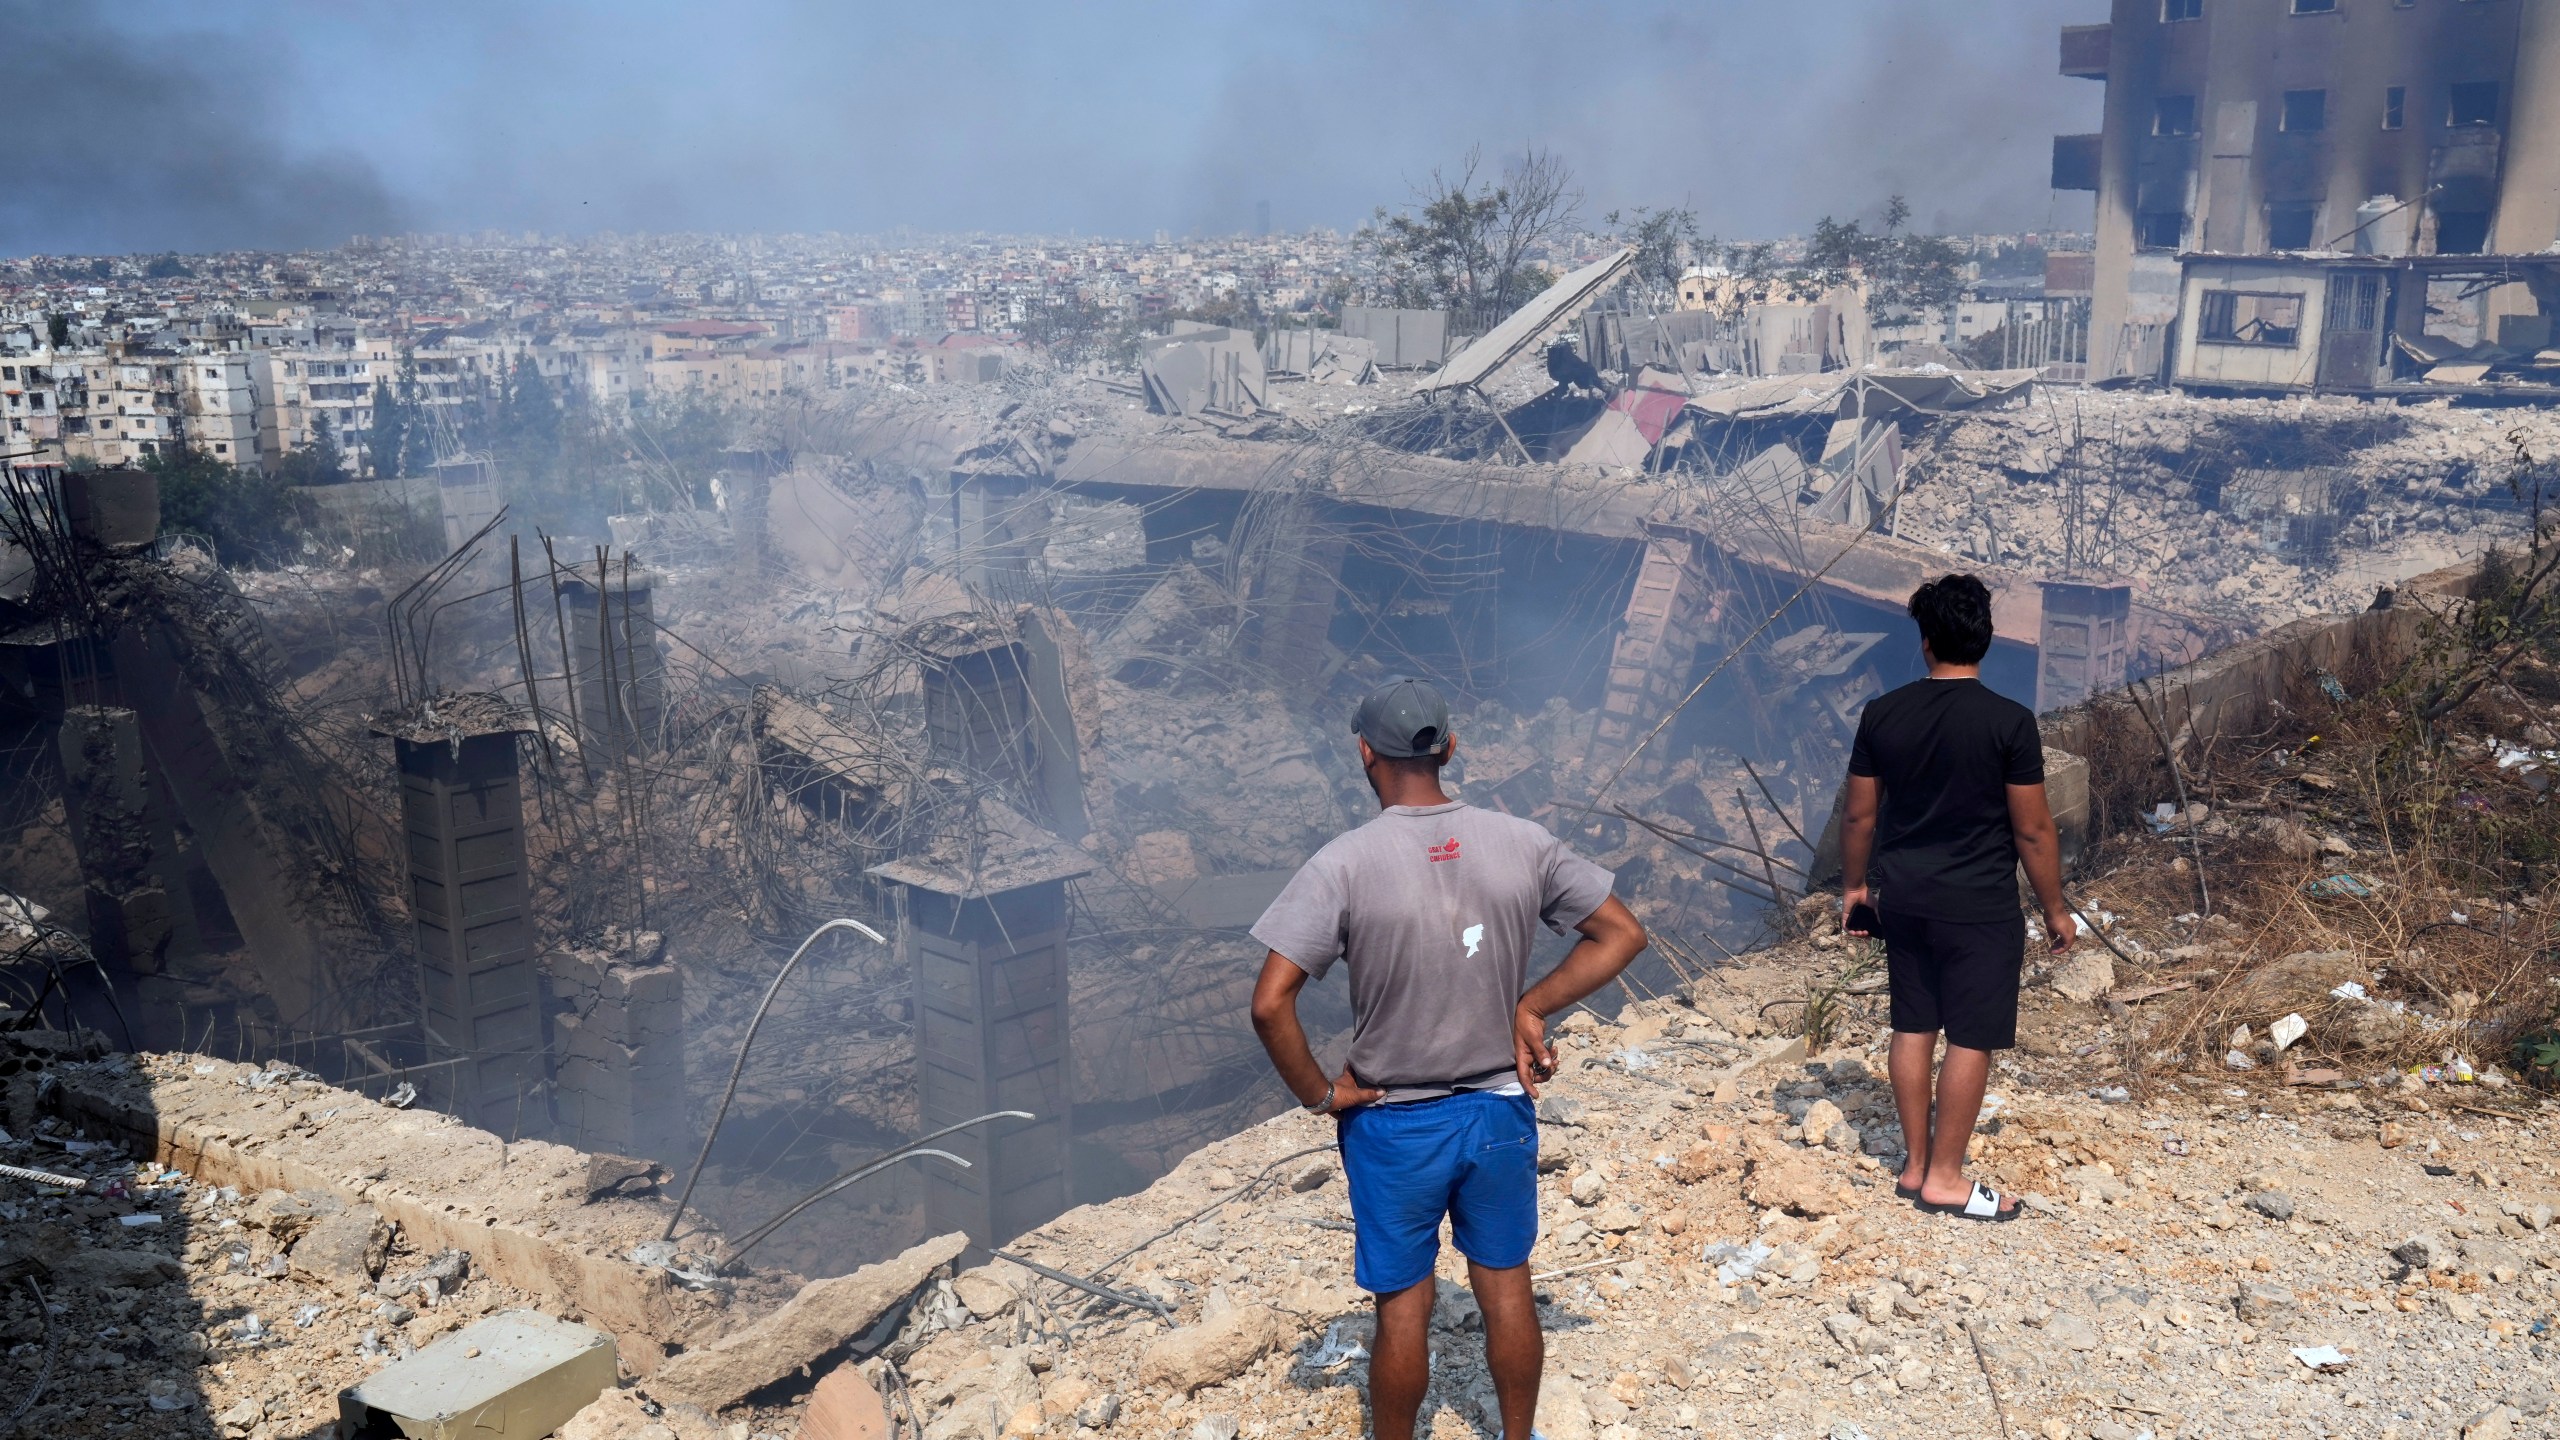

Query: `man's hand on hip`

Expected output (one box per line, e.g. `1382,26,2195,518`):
1326,1066,1386,1113
1513,1004,1556,1099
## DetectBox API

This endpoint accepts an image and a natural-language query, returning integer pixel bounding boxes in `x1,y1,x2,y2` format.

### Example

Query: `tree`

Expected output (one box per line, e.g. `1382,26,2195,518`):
1788,195,1967,319
45,314,69,348
146,448,307,566
1607,205,1703,309
367,377,409,479
1358,147,1583,317
275,414,347,487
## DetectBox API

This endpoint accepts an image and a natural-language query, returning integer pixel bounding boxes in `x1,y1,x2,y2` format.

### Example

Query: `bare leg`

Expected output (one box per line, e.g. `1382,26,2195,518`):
1468,1259,1543,1440
1915,1042,2014,1212
1368,1276,1435,1440
1888,1029,1938,1192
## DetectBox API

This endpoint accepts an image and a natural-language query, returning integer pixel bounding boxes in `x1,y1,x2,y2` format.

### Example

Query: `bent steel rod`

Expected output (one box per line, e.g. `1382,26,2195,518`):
664,916,888,1241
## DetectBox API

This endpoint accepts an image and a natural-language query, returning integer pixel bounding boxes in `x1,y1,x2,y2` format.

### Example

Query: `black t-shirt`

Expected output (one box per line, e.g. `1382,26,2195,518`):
1847,677,2044,922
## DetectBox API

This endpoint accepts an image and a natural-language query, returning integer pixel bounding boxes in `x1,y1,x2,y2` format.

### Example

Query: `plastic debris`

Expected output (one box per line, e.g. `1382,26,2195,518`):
2226,1050,2257,1071
2092,1085,2132,1103
2314,671,2350,705
2331,981,2369,1002
2291,1345,2351,1373
1702,1239,1774,1286
2269,1014,2308,1052
1304,1318,1369,1371
117,1213,164,1228
295,1304,326,1328
2306,874,2374,899
384,1082,418,1109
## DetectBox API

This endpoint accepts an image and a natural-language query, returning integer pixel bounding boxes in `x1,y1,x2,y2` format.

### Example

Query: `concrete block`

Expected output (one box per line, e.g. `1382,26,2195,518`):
651,1233,966,1412
291,1203,392,1282
338,1310,617,1440
59,468,160,549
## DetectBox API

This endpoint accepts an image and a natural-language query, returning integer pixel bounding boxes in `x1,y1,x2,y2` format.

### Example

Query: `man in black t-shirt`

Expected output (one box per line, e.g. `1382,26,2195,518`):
1840,574,2075,1223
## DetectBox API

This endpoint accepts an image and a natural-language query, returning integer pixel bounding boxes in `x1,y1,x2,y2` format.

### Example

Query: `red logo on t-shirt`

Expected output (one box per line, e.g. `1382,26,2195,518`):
1427,837,1461,863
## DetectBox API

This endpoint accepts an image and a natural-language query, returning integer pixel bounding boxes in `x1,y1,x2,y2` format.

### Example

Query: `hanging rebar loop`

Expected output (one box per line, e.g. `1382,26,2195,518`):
664,916,890,1241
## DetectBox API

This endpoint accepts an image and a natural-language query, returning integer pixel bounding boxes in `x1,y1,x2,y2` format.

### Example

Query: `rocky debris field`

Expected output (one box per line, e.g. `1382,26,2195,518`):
824,974,2560,1440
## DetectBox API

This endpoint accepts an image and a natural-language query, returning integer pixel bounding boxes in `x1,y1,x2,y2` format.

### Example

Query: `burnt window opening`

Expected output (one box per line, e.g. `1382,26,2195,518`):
2155,95,2198,136
2435,210,2493,253
2164,0,2203,18
2282,89,2328,132
2448,81,2501,127
2137,211,2189,249
2269,205,2320,249
2383,85,2406,130
2198,290,2305,347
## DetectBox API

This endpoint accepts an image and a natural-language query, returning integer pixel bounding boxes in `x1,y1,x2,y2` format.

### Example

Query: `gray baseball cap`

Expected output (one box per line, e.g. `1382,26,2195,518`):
1352,676,1452,758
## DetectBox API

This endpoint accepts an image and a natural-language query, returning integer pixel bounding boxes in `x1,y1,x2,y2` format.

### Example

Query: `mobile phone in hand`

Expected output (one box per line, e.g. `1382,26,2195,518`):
1845,902,1880,934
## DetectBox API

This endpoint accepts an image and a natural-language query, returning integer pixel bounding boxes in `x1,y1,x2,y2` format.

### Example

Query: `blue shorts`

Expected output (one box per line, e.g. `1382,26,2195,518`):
1336,1088,1539,1294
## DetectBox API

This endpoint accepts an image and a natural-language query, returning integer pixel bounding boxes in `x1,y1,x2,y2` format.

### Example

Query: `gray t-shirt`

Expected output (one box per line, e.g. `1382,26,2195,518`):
1252,801,1615,1104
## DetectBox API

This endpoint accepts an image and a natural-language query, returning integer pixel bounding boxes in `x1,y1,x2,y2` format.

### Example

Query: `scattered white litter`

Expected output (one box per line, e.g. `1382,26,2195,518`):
1304,1318,1369,1371
2269,1014,2308,1052
117,1213,164,1228
1702,1239,1774,1286
2291,1345,2351,1373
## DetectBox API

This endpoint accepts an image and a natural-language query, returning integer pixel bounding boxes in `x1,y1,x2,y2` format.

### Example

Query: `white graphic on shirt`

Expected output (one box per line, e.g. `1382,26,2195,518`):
1462,923,1484,958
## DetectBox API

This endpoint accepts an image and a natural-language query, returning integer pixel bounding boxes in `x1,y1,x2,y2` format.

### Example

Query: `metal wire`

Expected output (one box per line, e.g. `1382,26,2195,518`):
664,915,889,1240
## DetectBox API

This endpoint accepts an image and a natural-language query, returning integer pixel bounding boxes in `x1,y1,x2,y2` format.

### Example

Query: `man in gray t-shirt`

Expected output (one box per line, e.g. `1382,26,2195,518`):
1250,677,1647,1440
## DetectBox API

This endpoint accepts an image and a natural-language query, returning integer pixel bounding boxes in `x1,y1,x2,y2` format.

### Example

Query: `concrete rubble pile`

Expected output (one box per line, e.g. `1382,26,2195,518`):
1898,391,2560,627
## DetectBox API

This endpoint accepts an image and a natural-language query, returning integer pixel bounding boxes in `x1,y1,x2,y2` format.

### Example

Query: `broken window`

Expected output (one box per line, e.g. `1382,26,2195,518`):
2137,211,2188,249
2163,0,2203,19
2448,81,2500,127
2282,89,2328,132
2383,86,2406,130
2154,95,2198,136
2292,0,2336,11
2198,290,2305,346
2268,204,2320,249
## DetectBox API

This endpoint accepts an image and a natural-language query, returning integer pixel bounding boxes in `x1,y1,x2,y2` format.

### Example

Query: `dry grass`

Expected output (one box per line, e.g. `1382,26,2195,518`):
2079,648,2560,1094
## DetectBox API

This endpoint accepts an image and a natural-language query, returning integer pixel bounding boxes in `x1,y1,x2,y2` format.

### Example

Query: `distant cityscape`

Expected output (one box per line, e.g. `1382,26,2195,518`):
0,226,2082,476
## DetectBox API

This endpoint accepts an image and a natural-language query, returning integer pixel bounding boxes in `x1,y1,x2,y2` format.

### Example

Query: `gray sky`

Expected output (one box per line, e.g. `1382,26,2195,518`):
1,0,2106,256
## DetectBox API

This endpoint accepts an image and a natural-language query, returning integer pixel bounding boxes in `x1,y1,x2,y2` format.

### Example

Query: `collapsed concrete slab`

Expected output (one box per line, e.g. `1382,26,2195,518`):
649,1232,966,1411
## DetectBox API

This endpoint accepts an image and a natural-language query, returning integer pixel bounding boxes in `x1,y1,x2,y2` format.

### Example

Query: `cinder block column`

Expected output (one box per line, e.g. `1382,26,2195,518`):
1586,526,1723,783
559,568,667,757
56,705,176,971
2036,580,2133,712
874,825,1090,1253
392,725,547,1129
548,931,686,1161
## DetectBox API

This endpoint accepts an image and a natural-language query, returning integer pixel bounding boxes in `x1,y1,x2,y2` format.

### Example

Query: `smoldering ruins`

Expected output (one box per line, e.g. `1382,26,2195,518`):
7,184,2560,1440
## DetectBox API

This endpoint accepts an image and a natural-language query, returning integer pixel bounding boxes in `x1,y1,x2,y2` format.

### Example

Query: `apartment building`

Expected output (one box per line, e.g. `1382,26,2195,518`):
2057,0,2560,378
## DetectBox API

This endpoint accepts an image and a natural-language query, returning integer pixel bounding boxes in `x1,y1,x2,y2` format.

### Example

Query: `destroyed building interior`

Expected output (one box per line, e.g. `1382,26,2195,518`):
13,7,2560,1438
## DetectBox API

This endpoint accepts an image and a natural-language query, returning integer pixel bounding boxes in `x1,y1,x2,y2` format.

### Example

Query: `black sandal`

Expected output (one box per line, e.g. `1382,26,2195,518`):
1912,1181,2023,1222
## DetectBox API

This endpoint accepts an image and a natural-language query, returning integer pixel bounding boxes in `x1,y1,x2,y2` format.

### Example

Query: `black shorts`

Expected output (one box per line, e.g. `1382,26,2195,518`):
1878,908,2025,1051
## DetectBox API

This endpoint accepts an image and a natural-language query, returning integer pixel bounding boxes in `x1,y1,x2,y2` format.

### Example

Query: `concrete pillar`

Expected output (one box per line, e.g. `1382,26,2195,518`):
548,930,685,1162
2036,580,2133,713
56,705,176,971
1240,503,1345,684
390,722,548,1130
920,633,1041,790
559,567,666,757
1586,526,1723,783
873,827,1090,1253
109,628,327,1022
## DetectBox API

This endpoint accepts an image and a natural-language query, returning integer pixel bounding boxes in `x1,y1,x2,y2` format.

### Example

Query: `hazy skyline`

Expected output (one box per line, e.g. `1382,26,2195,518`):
3,0,2105,257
